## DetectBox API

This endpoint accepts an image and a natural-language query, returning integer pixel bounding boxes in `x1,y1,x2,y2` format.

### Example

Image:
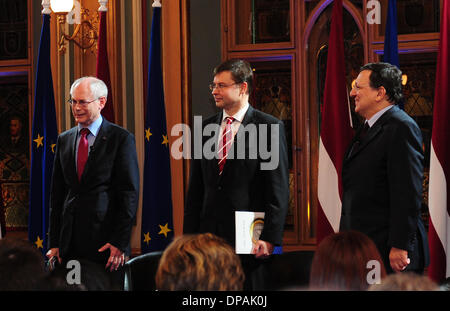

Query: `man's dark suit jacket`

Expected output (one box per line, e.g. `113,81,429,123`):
184,105,289,248
340,105,429,272
49,119,139,263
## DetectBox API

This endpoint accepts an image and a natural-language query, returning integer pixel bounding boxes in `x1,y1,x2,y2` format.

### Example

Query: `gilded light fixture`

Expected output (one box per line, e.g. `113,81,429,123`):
42,0,105,54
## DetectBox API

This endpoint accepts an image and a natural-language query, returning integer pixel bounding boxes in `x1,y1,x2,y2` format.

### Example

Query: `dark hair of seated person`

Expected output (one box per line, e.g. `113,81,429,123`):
0,238,47,290
309,230,387,290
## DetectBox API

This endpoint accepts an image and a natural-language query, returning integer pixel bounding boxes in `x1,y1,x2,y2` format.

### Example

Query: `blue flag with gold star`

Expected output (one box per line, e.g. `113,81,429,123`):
141,5,174,253
28,13,58,255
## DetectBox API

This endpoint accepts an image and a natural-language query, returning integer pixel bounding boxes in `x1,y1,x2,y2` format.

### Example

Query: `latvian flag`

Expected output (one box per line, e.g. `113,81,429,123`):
317,0,353,244
428,0,450,284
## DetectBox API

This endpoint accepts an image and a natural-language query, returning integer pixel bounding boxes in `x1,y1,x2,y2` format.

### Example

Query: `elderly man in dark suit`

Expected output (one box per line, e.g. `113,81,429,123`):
340,62,429,274
184,59,289,289
46,77,139,282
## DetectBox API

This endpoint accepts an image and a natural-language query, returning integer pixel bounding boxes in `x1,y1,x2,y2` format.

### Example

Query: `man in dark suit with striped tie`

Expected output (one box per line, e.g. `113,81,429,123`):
184,59,289,289
46,77,139,287
340,63,429,274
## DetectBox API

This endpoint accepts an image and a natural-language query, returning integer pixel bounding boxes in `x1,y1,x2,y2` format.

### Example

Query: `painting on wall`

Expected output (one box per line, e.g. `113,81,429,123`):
0,74,29,231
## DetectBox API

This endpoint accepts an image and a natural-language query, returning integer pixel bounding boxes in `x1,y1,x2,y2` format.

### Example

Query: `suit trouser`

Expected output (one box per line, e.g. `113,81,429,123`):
240,255,273,291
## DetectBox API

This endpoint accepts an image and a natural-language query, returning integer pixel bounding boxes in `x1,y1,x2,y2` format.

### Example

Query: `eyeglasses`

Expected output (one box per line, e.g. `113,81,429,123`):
208,82,239,91
68,98,99,107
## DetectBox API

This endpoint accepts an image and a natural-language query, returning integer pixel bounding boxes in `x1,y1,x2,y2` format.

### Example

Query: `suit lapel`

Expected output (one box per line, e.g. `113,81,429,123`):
67,127,80,185
80,119,109,182
207,113,222,178
345,106,398,162
240,105,255,127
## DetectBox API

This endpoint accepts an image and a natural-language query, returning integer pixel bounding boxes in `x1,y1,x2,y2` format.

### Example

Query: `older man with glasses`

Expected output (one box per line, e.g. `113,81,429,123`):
46,77,139,289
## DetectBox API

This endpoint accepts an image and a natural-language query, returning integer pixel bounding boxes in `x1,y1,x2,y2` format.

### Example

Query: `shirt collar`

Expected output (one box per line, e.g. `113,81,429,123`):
367,105,393,127
222,102,249,123
78,115,103,137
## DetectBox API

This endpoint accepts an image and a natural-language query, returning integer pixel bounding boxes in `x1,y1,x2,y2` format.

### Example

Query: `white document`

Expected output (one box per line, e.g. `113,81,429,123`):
235,211,265,254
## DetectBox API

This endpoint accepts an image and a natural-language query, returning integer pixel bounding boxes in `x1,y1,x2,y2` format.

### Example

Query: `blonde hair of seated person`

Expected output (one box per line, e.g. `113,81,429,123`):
369,272,439,291
155,233,245,291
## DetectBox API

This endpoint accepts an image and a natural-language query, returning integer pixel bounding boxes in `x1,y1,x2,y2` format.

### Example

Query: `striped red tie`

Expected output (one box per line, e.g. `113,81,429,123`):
218,117,234,175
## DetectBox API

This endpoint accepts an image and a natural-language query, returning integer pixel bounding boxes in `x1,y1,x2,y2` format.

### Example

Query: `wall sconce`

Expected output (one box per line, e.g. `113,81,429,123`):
402,74,408,86
43,0,105,54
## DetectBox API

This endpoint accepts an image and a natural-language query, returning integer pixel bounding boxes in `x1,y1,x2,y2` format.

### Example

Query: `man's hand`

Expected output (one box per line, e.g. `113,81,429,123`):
46,248,62,264
389,247,410,272
252,240,274,258
99,243,125,271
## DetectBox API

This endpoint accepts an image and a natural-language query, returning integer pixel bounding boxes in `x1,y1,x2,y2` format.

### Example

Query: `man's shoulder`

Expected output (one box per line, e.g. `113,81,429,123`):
59,126,77,138
380,107,421,140
386,106,419,129
249,107,283,125
202,113,221,126
100,119,135,138
103,119,129,132
201,106,283,125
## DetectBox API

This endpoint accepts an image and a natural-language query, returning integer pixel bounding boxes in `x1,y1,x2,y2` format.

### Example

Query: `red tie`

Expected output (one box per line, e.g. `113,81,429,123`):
218,117,234,175
77,128,90,180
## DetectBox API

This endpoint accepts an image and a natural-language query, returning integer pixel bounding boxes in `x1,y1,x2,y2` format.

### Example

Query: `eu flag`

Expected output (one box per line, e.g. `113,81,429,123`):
384,0,403,109
28,13,58,255
141,5,174,253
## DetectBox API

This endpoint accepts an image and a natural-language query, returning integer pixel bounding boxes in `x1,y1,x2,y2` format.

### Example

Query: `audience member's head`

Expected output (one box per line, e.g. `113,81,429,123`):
440,277,450,291
309,230,386,290
38,259,114,291
368,272,439,291
0,238,47,290
155,233,245,291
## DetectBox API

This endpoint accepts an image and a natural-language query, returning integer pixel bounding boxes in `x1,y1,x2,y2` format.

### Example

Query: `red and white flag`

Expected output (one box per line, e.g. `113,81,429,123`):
96,7,115,122
428,0,450,284
317,0,353,244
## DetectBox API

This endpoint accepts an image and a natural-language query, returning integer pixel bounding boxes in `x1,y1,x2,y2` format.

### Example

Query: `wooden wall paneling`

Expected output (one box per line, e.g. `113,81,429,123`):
294,0,313,250
130,0,144,255
227,0,295,52
221,0,228,59
161,0,185,238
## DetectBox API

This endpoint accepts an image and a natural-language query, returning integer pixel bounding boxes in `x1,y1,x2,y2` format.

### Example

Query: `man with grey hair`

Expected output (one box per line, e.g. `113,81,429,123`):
46,77,139,288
